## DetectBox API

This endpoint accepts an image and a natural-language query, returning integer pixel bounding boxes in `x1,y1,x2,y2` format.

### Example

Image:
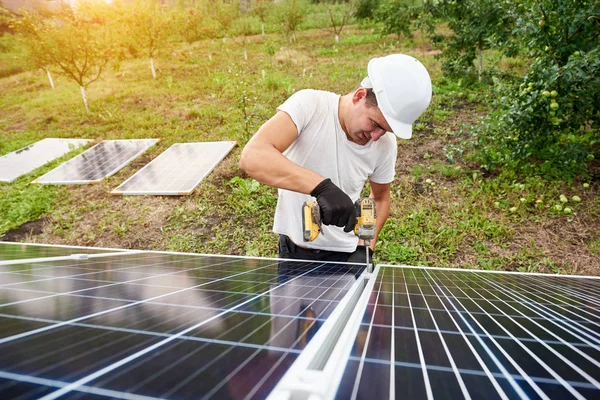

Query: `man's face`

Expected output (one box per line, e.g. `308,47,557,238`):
345,90,392,146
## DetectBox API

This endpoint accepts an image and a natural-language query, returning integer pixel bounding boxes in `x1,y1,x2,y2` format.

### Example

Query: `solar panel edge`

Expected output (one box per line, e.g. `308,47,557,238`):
0,241,136,254
0,250,141,266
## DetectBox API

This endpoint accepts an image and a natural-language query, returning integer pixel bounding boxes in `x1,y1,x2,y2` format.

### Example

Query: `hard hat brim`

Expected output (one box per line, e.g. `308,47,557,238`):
382,110,413,140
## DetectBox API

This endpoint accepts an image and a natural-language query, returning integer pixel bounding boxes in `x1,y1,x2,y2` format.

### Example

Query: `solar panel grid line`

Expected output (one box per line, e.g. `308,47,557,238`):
456,271,600,374
418,268,517,399
35,139,158,184
201,271,357,400
402,268,434,399
1,252,246,293
0,371,162,400
425,268,590,399
408,268,472,400
349,267,385,400
0,138,92,183
360,321,595,349
37,261,346,400
0,311,309,360
389,269,396,400
0,256,274,344
346,355,600,390
474,272,600,347
361,289,598,330
519,274,600,307
1,277,348,315
445,274,600,314
426,269,560,400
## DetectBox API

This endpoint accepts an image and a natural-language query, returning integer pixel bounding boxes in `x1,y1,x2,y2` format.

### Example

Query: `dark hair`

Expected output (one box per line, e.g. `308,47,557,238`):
365,88,378,108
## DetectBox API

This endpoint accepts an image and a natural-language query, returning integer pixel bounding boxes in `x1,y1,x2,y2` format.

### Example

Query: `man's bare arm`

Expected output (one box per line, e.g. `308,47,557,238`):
367,181,391,249
239,111,323,194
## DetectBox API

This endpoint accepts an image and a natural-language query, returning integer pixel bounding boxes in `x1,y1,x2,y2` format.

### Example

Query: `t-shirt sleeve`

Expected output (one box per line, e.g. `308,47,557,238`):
276,90,316,136
370,134,397,184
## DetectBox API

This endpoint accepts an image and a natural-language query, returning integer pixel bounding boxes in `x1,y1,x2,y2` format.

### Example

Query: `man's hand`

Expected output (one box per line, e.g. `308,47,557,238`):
346,245,374,264
310,178,357,232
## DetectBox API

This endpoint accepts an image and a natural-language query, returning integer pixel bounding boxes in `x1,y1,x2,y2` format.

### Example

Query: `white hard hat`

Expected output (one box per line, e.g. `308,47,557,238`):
362,54,432,139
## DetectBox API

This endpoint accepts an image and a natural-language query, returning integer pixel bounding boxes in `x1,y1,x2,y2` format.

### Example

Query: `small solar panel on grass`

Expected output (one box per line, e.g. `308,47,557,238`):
34,139,158,185
111,141,236,196
0,138,91,183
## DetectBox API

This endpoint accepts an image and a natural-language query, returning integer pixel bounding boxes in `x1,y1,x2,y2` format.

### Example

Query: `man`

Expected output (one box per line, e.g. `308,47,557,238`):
240,54,432,265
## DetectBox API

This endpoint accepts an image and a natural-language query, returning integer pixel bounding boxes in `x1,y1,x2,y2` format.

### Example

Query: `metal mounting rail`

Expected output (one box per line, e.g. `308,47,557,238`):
268,265,380,400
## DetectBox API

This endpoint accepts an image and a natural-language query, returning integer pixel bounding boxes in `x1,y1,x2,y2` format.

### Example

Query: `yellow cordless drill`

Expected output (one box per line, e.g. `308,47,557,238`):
302,197,376,272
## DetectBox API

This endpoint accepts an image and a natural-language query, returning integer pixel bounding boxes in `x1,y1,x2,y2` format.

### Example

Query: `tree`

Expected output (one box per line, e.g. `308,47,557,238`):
10,1,116,111
274,0,307,43
320,1,355,44
123,0,176,79
374,0,421,40
250,0,270,35
474,0,600,181
176,3,219,45
424,0,515,81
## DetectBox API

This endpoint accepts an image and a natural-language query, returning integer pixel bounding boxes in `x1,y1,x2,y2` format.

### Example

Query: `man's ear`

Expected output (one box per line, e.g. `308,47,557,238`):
352,87,368,104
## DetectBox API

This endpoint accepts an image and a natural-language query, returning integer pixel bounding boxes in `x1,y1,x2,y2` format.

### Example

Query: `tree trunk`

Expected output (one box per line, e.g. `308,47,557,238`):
335,34,339,44
262,23,265,36
150,58,157,79
80,86,89,113
244,48,248,60
45,68,55,89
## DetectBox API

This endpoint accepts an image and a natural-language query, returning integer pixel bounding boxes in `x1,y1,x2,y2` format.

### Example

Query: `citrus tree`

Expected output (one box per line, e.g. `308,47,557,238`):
474,0,599,181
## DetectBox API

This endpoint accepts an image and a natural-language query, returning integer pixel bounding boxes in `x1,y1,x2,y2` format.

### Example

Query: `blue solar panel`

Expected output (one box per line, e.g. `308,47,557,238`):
2,245,599,399
0,248,363,399
335,265,600,399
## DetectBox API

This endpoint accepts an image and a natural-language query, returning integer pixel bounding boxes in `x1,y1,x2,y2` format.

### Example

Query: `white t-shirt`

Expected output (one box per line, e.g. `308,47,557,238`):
273,89,397,252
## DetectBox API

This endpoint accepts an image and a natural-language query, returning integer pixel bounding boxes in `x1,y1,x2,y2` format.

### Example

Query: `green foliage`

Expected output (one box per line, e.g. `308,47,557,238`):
273,0,308,43
176,3,219,44
354,0,381,21
122,0,179,78
375,0,421,39
423,0,515,80
473,0,600,181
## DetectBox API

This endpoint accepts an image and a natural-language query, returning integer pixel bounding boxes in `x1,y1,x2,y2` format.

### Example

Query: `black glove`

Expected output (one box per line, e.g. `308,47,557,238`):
346,245,374,264
311,178,357,232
